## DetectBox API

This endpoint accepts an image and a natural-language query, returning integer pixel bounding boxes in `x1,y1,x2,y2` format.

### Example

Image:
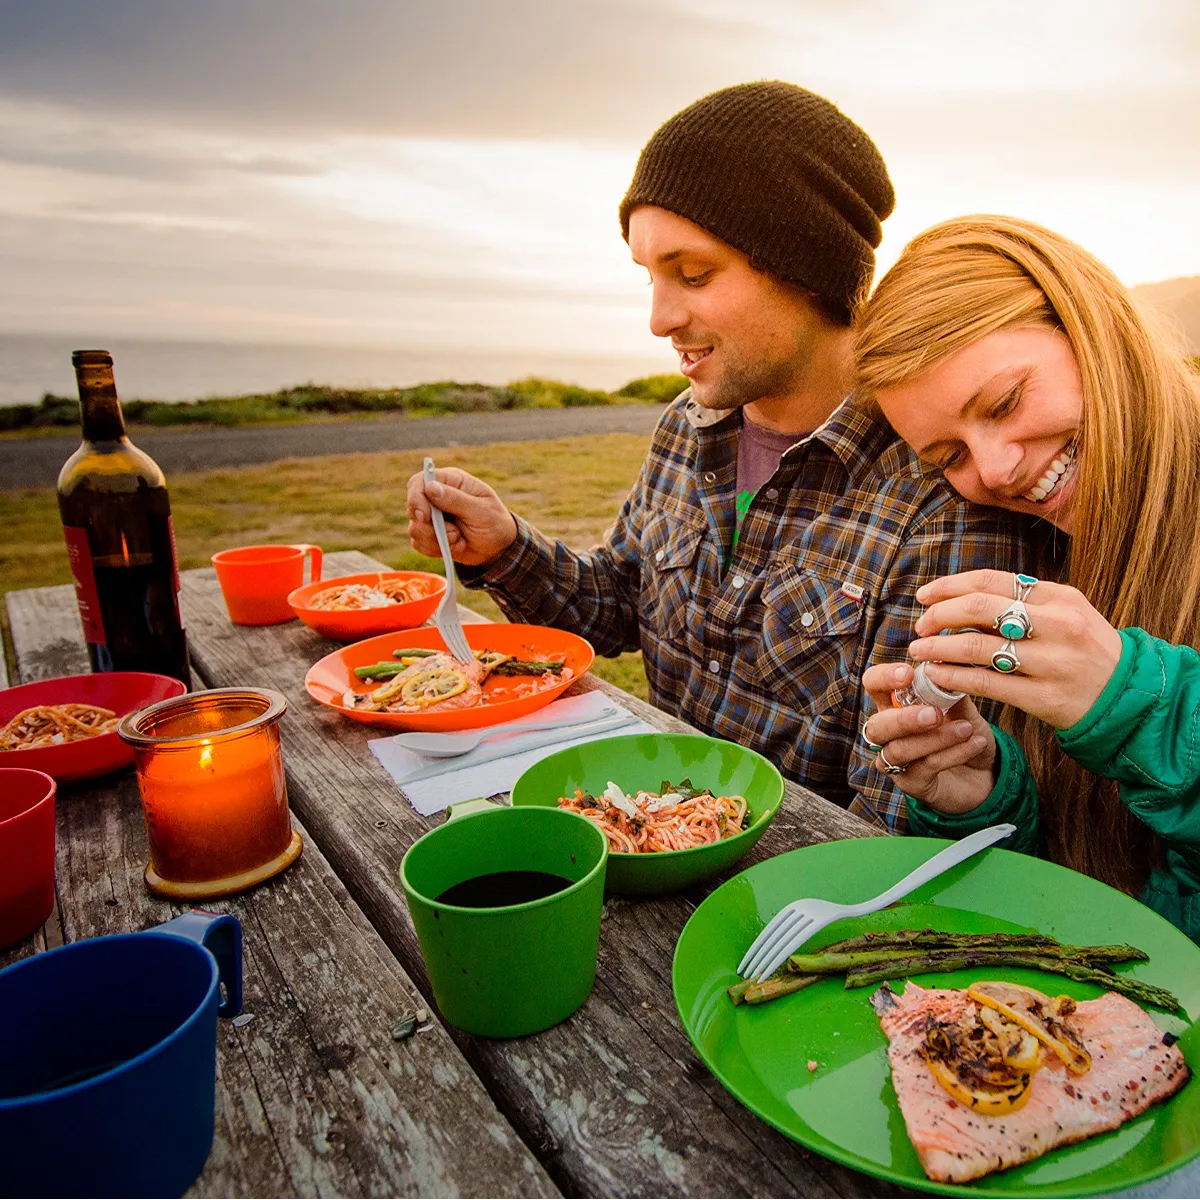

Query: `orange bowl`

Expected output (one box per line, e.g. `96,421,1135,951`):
287,571,447,641
304,624,595,731
0,672,188,783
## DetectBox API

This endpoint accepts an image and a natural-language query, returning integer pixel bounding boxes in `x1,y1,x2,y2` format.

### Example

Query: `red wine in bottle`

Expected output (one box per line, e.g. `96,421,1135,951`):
56,350,190,687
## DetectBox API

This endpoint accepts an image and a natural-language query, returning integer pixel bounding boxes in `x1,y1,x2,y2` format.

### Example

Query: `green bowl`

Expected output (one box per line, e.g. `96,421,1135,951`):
509,733,784,895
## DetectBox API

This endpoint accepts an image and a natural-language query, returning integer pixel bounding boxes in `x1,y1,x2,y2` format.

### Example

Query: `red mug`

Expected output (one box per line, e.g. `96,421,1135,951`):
211,544,322,626
0,768,56,949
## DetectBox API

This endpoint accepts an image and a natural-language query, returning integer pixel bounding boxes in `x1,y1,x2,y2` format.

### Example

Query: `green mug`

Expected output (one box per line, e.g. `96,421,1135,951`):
400,801,608,1038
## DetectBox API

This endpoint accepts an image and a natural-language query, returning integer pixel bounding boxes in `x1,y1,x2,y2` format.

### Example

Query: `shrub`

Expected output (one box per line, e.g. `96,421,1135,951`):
616,374,687,403
559,385,611,407
508,377,611,408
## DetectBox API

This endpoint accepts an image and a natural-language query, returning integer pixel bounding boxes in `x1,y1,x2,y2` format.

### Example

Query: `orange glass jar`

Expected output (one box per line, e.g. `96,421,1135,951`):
119,688,302,898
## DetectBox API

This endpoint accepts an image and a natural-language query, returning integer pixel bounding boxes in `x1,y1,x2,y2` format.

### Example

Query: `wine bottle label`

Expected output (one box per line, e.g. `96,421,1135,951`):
168,515,186,629
62,525,106,645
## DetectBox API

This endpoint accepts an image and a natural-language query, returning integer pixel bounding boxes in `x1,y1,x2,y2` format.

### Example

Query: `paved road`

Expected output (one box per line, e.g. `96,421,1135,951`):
0,405,664,489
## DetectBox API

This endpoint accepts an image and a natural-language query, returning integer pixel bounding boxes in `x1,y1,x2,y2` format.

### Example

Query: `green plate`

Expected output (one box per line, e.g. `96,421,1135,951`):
510,733,784,895
672,837,1200,1197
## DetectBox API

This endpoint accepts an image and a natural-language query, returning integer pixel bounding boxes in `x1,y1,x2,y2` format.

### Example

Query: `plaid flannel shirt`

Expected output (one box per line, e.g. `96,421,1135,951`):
464,393,1042,830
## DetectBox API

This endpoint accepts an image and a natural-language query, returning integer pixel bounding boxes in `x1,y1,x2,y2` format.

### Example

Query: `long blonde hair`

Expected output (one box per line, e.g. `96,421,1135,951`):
855,215,1200,895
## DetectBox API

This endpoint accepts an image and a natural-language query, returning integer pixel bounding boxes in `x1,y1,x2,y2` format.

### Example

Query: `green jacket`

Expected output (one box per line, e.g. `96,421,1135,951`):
908,628,1200,942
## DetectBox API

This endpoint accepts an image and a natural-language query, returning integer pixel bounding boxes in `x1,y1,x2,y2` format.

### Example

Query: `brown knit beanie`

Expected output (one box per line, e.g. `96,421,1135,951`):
619,81,894,324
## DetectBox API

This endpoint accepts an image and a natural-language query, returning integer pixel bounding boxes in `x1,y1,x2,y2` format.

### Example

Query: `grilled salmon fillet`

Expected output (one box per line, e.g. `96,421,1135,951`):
876,983,1189,1183
345,653,485,713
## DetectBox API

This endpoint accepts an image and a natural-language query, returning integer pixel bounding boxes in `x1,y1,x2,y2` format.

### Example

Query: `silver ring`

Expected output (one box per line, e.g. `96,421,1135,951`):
1014,572,1038,603
877,747,906,776
862,725,883,754
994,599,1033,641
991,640,1022,673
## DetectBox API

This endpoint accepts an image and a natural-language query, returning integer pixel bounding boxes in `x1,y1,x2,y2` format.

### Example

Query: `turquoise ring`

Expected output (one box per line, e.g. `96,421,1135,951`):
991,640,1022,673
995,599,1032,641
1014,572,1038,602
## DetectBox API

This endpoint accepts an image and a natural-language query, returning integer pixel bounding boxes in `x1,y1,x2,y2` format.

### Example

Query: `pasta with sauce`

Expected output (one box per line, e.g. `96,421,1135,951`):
558,779,748,853
1,704,120,750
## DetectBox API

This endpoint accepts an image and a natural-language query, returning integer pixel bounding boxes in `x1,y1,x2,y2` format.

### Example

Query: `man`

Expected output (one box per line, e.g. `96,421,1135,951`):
406,81,1037,829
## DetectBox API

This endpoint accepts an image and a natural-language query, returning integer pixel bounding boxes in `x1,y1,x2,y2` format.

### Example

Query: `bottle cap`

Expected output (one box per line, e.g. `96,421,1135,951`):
911,661,965,707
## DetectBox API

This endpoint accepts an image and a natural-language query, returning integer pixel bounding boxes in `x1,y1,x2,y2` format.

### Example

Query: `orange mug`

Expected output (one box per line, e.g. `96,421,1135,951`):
211,544,322,625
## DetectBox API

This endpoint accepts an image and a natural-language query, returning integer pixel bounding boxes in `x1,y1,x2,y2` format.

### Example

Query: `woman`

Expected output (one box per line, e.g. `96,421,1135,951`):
854,215,1200,939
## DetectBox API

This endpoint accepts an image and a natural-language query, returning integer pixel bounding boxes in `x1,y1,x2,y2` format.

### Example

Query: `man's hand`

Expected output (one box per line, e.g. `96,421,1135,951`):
862,663,998,816
405,467,518,567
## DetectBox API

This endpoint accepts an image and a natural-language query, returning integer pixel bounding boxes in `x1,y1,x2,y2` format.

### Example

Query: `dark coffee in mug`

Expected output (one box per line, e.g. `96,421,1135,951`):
435,869,574,908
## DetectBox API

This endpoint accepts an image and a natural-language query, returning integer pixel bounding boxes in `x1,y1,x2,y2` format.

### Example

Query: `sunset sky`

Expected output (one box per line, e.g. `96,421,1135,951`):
1,0,1197,361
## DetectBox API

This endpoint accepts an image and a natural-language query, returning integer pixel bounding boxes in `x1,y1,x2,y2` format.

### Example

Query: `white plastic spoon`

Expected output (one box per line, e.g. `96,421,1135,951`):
390,707,620,757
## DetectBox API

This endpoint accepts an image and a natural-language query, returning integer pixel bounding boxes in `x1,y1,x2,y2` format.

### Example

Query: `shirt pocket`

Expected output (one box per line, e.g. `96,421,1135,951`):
639,512,705,640
754,565,866,715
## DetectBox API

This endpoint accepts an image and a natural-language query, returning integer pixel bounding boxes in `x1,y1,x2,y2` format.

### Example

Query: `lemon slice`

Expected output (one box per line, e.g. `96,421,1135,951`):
923,1054,1035,1115
476,650,513,673
978,1005,1044,1071
359,669,415,710
399,667,470,708
968,981,1092,1075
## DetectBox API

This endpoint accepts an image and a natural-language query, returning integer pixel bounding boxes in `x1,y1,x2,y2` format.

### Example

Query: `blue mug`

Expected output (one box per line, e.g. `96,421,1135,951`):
0,911,242,1198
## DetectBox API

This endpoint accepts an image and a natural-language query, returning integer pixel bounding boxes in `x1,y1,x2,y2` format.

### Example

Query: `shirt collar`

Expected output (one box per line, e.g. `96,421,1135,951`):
680,387,912,478
680,391,737,430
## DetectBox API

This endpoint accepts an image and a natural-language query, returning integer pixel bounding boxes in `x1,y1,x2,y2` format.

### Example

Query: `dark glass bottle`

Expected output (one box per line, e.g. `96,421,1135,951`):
56,350,190,687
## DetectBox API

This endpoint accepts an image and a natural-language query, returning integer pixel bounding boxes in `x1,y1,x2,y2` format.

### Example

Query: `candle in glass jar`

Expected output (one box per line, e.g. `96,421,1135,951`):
120,688,301,898
139,725,290,883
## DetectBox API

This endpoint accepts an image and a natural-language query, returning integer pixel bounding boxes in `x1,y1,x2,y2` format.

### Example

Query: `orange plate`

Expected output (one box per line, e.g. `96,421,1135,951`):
287,571,447,642
304,624,595,731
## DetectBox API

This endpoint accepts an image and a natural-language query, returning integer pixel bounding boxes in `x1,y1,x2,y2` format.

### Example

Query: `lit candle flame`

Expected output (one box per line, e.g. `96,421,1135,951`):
198,743,214,771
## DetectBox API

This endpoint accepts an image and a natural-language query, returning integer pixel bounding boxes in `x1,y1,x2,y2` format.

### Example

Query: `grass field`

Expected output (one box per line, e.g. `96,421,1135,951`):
0,431,654,697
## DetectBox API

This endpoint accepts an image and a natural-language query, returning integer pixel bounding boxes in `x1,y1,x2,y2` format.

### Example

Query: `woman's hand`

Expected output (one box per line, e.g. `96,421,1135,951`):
862,663,998,815
907,569,1123,730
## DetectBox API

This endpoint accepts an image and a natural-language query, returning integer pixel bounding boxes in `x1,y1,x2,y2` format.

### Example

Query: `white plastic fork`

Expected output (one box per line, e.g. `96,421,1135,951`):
738,823,1016,981
423,456,474,664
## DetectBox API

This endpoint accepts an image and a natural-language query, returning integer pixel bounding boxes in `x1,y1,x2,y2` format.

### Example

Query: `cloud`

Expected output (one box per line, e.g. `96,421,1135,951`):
0,0,735,140
0,0,1197,350
2,0,1197,144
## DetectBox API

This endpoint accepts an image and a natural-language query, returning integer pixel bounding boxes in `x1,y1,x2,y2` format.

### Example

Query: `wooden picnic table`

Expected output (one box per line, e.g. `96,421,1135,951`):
2,549,906,1199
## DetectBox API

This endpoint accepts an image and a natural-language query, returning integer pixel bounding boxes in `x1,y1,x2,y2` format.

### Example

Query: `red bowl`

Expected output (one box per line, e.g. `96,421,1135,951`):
288,570,447,642
0,673,187,783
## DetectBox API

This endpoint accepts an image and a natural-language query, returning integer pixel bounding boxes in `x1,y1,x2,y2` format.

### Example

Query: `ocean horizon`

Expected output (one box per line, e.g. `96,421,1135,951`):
0,332,677,408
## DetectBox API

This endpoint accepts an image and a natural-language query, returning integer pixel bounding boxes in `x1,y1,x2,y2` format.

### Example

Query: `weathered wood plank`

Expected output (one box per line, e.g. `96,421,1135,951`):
4,584,559,1200
181,550,901,1198
7,584,88,682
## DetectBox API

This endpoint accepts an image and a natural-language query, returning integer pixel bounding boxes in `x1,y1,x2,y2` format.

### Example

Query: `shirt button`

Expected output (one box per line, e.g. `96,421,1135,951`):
703,471,717,484
731,575,745,589
800,612,815,628
765,488,779,500
707,659,720,673
654,549,665,563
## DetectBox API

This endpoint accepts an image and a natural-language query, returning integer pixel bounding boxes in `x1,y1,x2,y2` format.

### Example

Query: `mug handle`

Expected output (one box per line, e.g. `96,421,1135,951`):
151,911,244,1018
294,544,322,584
445,798,502,822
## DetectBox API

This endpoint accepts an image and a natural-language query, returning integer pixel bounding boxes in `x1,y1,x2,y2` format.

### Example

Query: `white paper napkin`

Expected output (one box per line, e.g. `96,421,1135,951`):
369,691,657,816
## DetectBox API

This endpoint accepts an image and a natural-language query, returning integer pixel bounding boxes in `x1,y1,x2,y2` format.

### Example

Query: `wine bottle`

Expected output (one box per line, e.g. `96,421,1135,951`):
57,350,191,687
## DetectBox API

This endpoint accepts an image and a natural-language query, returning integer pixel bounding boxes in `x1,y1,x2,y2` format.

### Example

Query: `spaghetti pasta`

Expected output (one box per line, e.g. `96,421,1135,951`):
558,779,747,854
308,578,433,611
1,703,120,751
